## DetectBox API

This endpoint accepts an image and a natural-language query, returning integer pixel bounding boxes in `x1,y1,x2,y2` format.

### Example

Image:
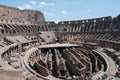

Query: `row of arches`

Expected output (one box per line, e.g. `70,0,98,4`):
0,24,56,35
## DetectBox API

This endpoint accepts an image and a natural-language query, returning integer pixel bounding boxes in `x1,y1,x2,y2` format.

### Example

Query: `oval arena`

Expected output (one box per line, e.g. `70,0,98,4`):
0,5,120,80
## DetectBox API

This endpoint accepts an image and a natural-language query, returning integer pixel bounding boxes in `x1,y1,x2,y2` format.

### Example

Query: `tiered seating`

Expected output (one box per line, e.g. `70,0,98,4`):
5,36,29,43
61,33,120,45
0,23,56,38
38,31,57,43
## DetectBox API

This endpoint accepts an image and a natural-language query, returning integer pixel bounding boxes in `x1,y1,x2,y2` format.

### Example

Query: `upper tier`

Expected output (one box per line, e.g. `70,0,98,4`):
0,5,45,25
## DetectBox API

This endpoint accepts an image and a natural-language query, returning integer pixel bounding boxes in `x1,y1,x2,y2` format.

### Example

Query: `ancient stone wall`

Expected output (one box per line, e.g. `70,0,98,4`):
0,5,45,25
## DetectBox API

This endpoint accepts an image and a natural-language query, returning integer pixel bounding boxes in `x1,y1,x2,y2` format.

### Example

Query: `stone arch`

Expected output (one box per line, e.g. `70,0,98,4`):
1,29,4,34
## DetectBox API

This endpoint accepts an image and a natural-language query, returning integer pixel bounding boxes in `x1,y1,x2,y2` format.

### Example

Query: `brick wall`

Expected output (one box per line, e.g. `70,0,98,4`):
0,5,45,25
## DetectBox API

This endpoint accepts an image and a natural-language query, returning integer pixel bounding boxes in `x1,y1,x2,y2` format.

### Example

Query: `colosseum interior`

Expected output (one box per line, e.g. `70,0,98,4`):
0,4,120,80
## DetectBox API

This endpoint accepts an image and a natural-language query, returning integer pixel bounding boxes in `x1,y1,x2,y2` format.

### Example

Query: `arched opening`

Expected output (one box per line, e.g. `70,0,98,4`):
1,29,4,34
